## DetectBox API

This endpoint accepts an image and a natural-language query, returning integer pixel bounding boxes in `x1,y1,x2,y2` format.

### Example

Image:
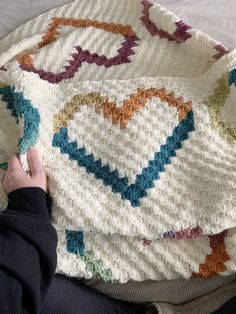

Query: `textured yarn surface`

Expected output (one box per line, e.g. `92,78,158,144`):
0,0,236,283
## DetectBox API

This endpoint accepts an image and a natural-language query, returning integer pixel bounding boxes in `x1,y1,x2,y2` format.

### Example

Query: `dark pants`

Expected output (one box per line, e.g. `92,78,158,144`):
41,274,236,314
41,274,146,314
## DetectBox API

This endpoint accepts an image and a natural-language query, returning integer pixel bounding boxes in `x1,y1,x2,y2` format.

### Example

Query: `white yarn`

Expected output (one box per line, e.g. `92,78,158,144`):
0,0,235,282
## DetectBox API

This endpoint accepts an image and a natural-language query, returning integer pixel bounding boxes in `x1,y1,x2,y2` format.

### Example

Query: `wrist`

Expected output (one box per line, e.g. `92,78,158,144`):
7,187,51,220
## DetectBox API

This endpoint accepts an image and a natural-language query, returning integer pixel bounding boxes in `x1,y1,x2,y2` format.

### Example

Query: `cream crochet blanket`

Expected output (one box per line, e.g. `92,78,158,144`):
0,0,236,283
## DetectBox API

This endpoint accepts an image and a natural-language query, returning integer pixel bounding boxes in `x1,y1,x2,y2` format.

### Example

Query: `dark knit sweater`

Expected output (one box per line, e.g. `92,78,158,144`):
0,187,57,314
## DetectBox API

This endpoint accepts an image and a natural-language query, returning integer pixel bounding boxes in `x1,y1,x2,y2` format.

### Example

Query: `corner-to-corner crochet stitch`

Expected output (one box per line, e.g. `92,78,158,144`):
0,0,236,283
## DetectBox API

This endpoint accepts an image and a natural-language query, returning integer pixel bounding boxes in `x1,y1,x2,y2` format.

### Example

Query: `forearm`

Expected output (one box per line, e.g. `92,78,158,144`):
0,187,57,314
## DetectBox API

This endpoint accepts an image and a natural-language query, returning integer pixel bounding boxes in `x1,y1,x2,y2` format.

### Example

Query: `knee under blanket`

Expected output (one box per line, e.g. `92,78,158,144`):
0,0,236,283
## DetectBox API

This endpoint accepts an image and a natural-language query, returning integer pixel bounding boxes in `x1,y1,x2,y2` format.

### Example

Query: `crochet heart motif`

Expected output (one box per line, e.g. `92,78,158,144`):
18,17,139,84
52,87,194,207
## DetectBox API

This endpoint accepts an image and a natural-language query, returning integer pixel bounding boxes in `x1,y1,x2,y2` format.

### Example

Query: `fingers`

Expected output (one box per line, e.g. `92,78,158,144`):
27,148,44,176
7,154,23,172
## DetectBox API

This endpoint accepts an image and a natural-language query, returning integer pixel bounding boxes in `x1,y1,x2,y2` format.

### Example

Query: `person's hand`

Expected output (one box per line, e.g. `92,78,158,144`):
3,148,47,194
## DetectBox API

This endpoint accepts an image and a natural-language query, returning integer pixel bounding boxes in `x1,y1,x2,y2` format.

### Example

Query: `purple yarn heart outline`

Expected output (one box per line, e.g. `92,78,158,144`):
19,19,139,84
140,0,192,43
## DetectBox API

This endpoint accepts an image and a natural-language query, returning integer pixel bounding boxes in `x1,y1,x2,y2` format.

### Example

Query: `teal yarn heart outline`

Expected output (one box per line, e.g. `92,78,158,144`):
52,108,194,207
0,85,40,170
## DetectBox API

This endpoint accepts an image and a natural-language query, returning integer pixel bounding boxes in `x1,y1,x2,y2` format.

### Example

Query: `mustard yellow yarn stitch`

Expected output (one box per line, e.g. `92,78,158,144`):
204,73,236,143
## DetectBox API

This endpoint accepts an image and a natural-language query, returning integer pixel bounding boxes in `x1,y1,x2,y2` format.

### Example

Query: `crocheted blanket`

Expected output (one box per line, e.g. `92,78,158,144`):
0,0,236,283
